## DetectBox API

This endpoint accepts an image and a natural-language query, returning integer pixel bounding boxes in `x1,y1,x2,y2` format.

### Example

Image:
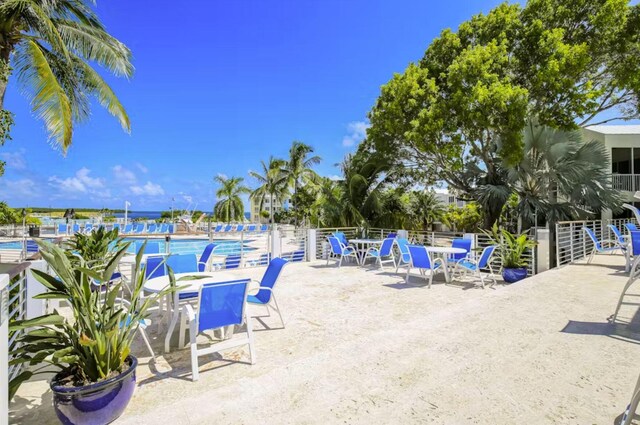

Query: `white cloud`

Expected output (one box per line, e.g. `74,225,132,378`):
49,167,104,193
217,173,228,180
342,121,369,147
328,174,341,181
112,165,137,184
0,150,27,170
130,181,165,196
135,162,148,174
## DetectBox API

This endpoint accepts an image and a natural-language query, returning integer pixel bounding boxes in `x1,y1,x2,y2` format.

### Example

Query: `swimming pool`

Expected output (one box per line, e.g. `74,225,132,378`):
0,239,54,250
121,238,256,256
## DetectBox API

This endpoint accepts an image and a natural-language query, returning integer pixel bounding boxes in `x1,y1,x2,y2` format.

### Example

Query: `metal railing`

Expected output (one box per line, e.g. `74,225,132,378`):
555,218,636,267
612,174,640,192
6,264,29,383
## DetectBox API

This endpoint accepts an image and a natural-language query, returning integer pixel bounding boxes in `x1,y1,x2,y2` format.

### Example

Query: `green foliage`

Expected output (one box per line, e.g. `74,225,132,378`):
8,239,176,398
282,141,321,224
365,0,640,228
485,225,537,269
25,215,41,225
214,176,249,223
409,191,445,230
63,226,123,268
442,203,483,233
0,201,19,224
249,157,288,223
0,0,134,152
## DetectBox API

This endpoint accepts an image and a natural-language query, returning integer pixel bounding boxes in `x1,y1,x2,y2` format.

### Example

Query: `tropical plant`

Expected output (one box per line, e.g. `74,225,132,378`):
441,203,483,233
0,201,19,224
63,226,124,269
0,0,133,151
214,175,249,223
410,190,445,230
8,240,175,398
282,141,321,223
249,157,288,224
485,225,537,269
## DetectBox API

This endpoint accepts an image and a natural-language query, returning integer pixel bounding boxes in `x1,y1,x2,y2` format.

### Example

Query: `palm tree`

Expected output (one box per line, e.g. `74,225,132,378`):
0,0,133,150
213,175,249,223
249,157,288,224
282,141,321,223
411,190,445,230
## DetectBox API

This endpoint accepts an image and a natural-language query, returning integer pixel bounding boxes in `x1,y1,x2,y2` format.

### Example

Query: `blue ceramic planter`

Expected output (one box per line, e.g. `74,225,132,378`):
502,268,528,283
51,356,137,425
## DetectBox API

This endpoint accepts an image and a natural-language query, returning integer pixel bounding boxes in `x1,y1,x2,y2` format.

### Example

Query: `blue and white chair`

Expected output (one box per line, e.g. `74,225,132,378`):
83,223,94,233
583,226,621,263
626,223,638,234
179,279,255,381
123,224,133,234
363,237,396,269
214,224,223,233
133,223,145,234
248,253,271,267
260,224,268,232
236,224,245,232
326,236,358,267
112,223,121,233
223,254,242,269
223,224,233,232
406,245,442,288
198,243,217,272
147,223,157,233
613,231,640,323
454,245,498,288
247,258,288,328
167,254,198,274
57,223,68,235
333,231,349,246
168,224,175,234
246,224,256,233
450,238,472,262
138,242,160,255
72,223,80,234
394,237,411,272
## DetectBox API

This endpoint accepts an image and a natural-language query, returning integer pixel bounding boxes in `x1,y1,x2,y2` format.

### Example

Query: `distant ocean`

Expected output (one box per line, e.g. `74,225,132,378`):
112,211,251,220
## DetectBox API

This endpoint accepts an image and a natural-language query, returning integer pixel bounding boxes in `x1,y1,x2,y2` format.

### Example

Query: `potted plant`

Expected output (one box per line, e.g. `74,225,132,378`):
486,225,537,283
9,237,173,424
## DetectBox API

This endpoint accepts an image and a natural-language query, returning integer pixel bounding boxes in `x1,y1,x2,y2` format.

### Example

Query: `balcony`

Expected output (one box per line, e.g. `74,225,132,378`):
612,173,640,192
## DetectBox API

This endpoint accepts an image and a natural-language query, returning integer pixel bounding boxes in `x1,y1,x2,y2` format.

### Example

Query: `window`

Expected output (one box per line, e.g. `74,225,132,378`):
612,148,632,174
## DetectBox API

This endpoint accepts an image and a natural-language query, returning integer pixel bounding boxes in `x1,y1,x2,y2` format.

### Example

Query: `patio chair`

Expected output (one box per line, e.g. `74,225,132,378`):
72,223,80,234
223,254,242,269
612,231,640,323
608,224,628,250
260,224,268,232
246,224,256,232
248,253,271,267
145,256,166,280
247,257,288,328
362,237,396,269
326,236,358,267
454,245,498,288
333,231,349,246
214,224,223,232
167,254,198,274
168,224,175,233
198,243,217,272
626,223,638,233
621,371,640,425
133,223,145,234
583,226,621,263
394,237,411,272
450,238,472,262
236,224,245,232
147,223,157,233
224,224,233,232
123,224,133,234
179,279,255,381
113,223,121,233
406,245,442,288
138,242,160,255
387,232,398,238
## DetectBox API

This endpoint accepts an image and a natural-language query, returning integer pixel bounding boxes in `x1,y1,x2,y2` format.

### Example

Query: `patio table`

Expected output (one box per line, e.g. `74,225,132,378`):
425,246,467,283
144,271,239,352
349,238,384,265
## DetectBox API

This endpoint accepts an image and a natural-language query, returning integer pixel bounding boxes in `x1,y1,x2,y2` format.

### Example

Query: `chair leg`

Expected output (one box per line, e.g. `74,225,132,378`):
139,327,155,359
271,293,285,328
179,310,188,349
338,255,343,268
190,327,199,382
613,259,640,322
478,271,485,289
405,266,411,284
428,270,433,289
245,314,257,365
588,248,595,264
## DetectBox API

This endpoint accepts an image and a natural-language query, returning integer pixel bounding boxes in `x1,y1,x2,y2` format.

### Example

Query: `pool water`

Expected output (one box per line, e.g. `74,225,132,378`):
0,239,54,250
121,238,256,256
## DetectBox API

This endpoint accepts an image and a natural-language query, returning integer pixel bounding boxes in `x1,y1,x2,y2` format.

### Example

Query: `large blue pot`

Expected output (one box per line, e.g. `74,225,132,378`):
51,356,137,425
502,267,528,283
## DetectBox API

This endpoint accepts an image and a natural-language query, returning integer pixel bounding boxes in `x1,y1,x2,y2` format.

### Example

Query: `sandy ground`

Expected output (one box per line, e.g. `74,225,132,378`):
10,253,640,424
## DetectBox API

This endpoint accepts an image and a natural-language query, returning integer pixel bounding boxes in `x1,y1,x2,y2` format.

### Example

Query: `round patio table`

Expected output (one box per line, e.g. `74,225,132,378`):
144,271,241,353
349,238,384,265
425,246,467,283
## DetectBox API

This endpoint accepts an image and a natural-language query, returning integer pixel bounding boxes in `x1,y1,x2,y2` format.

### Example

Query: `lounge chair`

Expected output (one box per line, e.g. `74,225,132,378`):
112,223,121,233
72,223,80,234
247,258,288,328
133,223,145,234
223,224,233,232
55,223,66,235
123,224,133,234
223,254,242,269
454,245,498,288
198,243,217,272
406,245,442,288
326,236,358,267
168,224,175,234
159,223,169,233
260,224,268,232
236,224,245,232
147,224,157,233
583,226,622,263
84,223,93,234
179,279,255,381
286,250,305,262
394,237,411,272
248,253,271,267
246,224,256,233
214,224,223,233
363,237,396,269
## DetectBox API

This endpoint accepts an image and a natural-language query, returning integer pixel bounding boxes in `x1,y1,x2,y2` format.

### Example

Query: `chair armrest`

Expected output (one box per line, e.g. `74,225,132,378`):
182,303,196,322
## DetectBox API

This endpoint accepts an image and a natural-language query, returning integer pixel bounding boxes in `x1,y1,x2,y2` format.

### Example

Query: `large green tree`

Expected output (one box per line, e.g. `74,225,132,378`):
213,175,249,223
366,0,640,228
282,141,321,224
0,0,133,150
249,157,288,224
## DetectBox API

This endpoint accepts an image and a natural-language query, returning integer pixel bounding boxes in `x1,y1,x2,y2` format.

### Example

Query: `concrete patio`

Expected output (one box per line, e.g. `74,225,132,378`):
10,253,640,424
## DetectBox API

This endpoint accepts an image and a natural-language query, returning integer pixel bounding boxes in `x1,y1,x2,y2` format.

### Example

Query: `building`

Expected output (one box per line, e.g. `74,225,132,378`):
433,190,466,208
582,125,640,219
249,196,289,222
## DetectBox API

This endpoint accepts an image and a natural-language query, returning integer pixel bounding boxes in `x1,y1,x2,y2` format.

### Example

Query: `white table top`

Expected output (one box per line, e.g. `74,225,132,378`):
350,239,384,244
144,271,239,294
425,247,467,254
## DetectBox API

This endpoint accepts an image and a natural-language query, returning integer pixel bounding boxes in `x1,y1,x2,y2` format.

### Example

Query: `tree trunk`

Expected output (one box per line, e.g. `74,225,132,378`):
269,193,274,224
0,43,13,111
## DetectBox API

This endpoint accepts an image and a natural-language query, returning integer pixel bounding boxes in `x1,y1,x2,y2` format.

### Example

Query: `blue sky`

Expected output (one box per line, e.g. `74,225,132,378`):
0,0,554,210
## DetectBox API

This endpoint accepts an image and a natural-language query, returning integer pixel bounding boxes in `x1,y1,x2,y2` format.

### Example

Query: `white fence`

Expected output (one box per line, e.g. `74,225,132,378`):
555,218,636,267
612,174,640,192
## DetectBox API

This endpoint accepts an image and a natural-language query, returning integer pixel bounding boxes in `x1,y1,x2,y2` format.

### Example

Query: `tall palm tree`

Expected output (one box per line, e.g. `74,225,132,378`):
282,141,321,223
213,175,249,223
0,0,133,150
249,157,288,224
411,190,445,230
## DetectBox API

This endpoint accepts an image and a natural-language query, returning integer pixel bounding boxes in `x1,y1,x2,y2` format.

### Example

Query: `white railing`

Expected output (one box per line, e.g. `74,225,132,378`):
612,174,640,192
555,218,636,267
7,266,28,383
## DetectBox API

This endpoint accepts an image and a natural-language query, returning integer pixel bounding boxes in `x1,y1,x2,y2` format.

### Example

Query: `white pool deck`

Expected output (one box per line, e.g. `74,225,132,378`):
10,253,640,424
